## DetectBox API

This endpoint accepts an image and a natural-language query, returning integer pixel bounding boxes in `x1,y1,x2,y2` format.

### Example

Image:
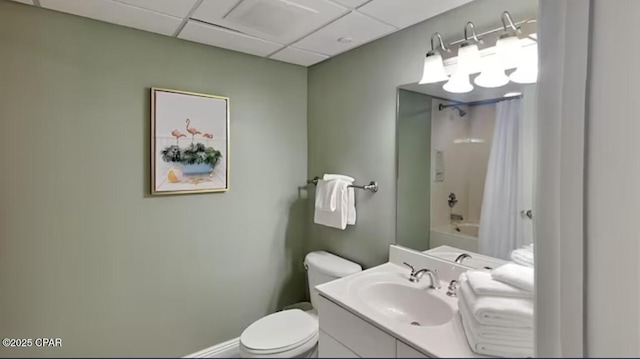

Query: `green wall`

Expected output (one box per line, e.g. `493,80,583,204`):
396,90,432,251
306,0,537,268
0,1,307,357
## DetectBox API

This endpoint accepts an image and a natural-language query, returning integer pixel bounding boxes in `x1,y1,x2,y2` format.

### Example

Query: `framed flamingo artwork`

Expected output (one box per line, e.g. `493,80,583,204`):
151,88,229,195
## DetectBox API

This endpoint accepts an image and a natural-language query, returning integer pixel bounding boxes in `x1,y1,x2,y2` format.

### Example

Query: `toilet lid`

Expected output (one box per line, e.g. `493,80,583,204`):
240,309,318,352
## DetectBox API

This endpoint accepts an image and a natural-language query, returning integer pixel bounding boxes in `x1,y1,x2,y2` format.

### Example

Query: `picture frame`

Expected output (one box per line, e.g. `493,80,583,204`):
151,87,229,195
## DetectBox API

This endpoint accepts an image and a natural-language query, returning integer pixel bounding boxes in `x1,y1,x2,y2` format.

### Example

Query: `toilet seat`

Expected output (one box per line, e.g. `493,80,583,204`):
240,309,319,358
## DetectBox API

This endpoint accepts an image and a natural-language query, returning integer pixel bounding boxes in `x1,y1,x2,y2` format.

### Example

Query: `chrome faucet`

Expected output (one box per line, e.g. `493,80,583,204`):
454,253,472,264
403,262,442,289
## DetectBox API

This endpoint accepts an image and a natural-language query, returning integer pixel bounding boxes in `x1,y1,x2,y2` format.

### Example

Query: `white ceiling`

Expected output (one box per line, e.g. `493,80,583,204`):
13,0,474,67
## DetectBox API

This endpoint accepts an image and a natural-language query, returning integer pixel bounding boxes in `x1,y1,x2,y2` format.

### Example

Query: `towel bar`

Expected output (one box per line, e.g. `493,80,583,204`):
306,176,378,193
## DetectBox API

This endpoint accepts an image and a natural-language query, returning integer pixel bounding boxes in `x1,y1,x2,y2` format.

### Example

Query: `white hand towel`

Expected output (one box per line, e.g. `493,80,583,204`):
314,179,340,212
459,312,534,358
323,174,356,226
458,286,534,342
313,178,350,230
466,271,532,299
459,280,533,328
492,263,534,292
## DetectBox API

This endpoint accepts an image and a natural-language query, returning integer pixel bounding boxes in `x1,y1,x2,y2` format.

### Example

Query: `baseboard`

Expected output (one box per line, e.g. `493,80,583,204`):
184,337,240,358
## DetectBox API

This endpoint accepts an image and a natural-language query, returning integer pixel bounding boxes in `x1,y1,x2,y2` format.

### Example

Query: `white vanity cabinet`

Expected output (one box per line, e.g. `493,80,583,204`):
317,294,430,358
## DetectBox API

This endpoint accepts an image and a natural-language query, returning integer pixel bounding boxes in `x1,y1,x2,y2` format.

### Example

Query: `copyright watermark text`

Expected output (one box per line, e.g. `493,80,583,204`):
2,338,62,348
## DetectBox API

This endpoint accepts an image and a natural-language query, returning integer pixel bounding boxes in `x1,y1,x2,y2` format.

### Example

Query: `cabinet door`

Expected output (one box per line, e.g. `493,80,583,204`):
319,330,359,358
397,341,430,358
317,295,396,358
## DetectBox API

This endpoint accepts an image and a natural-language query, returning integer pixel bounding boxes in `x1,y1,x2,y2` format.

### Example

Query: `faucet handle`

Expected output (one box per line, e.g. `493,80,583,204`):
403,262,416,274
446,280,459,297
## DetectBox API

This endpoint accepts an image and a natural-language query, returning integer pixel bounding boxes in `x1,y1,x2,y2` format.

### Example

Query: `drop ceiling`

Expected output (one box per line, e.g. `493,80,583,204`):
13,0,474,67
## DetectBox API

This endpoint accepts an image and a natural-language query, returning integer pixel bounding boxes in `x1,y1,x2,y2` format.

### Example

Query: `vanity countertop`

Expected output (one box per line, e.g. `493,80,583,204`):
316,262,483,358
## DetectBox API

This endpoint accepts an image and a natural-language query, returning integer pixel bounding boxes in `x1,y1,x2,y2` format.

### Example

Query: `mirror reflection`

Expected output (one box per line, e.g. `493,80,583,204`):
396,25,537,269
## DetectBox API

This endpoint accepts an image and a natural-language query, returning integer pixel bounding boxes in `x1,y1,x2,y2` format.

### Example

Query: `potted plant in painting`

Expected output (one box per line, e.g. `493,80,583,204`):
161,142,222,175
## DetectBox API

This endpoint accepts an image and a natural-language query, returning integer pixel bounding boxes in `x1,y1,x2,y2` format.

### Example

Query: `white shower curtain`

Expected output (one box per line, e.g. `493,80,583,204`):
479,99,529,259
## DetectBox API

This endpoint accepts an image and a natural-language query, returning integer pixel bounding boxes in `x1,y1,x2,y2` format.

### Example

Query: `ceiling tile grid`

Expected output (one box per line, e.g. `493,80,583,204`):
293,11,395,56
13,0,476,67
179,20,283,57
329,0,372,9
358,0,475,28
192,0,348,45
112,0,200,18
270,46,329,66
38,0,183,36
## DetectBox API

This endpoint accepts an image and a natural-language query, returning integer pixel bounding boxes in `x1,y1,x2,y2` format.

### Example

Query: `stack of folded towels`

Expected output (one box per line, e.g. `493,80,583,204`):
458,244,535,357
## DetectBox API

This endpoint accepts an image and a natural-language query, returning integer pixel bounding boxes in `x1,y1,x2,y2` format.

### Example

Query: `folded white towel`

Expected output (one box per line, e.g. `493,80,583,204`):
460,311,534,358
458,286,534,342
346,187,356,225
314,179,340,212
324,174,356,225
492,263,534,292
459,279,533,328
314,178,350,230
323,174,355,182
466,271,532,299
511,244,534,268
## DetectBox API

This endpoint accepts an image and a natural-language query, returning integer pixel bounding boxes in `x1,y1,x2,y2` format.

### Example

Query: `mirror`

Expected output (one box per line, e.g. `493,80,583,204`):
395,27,538,268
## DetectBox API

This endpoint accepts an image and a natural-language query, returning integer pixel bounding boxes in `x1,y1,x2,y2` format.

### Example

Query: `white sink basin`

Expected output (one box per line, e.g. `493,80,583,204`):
317,261,481,358
345,272,455,328
358,282,453,327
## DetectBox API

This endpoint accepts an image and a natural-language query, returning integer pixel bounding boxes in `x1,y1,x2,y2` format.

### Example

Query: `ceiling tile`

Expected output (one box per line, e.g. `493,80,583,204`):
112,0,200,18
270,47,328,66
39,0,182,36
293,12,394,56
358,0,474,29
178,20,283,57
192,0,348,44
329,0,370,9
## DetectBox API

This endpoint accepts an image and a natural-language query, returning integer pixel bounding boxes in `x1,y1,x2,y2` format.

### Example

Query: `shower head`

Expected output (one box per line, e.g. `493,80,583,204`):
438,103,467,117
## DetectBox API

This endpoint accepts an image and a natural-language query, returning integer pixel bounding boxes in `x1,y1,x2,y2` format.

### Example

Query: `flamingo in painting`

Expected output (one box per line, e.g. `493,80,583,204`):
185,119,201,143
171,129,186,145
203,133,213,139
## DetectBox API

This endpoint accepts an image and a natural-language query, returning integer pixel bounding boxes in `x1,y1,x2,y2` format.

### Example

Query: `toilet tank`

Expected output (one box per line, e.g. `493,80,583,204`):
304,251,362,309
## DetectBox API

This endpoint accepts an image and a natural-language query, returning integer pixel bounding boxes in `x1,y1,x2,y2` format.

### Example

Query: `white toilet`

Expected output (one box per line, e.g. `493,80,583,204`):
239,251,362,358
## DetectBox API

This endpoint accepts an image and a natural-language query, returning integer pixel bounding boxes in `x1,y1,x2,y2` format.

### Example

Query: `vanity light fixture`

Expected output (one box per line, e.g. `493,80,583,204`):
510,35,538,84
475,11,520,88
458,22,482,74
443,72,473,93
419,33,449,84
443,22,481,94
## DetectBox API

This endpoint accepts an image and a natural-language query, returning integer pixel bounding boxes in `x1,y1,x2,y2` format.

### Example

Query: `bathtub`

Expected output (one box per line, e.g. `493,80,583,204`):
429,223,479,253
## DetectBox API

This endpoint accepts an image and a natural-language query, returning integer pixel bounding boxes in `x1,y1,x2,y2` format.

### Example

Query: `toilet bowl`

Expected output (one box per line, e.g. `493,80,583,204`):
239,309,318,358
239,251,362,358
